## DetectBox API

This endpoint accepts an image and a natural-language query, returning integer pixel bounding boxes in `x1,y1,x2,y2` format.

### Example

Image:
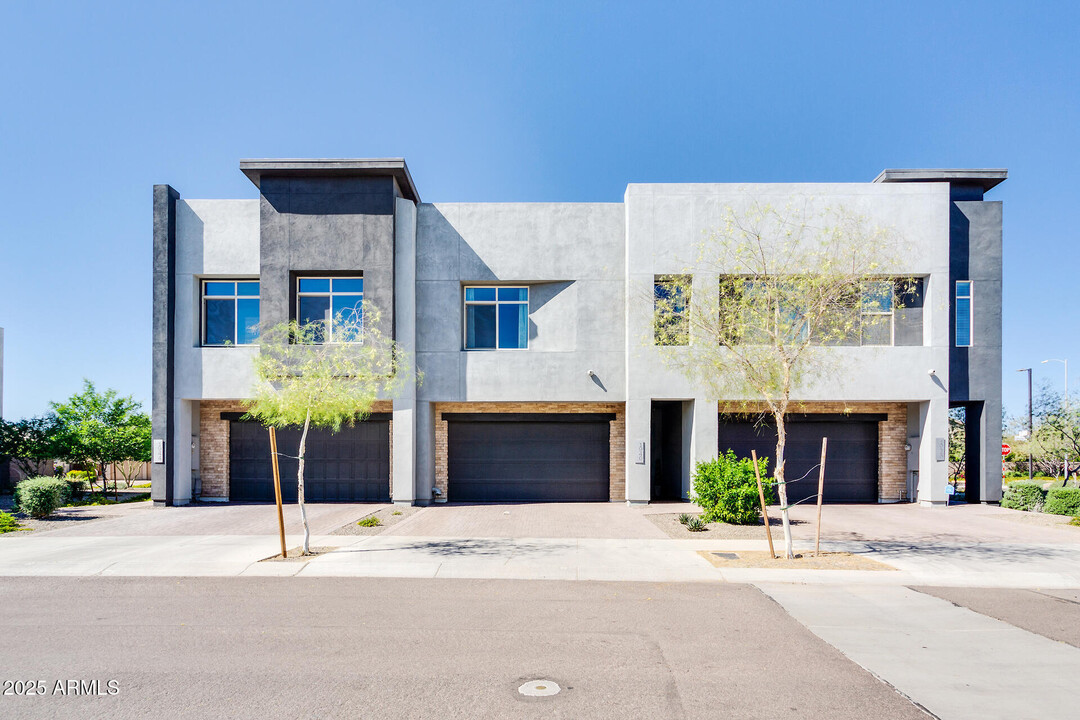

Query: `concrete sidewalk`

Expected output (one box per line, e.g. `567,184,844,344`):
4,531,1080,587
758,583,1080,720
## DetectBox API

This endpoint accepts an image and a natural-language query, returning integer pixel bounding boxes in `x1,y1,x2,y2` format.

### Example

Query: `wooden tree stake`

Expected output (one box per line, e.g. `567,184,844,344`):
815,437,828,557
751,450,776,559
269,427,287,559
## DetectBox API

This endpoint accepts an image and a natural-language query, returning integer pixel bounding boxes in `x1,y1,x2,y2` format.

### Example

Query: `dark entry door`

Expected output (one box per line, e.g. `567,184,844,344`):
229,419,390,502
447,416,610,502
718,416,879,503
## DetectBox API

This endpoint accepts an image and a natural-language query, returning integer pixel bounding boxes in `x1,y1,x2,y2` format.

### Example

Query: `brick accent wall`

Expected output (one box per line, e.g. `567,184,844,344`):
198,399,394,501
433,402,626,502
717,402,909,502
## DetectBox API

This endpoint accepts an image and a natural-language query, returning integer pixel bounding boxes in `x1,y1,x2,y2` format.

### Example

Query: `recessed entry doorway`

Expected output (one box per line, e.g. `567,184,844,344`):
651,401,690,501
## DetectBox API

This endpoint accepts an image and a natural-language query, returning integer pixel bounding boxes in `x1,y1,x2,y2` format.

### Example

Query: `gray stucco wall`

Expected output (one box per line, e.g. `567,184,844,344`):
414,202,626,403
622,182,954,503
258,176,396,341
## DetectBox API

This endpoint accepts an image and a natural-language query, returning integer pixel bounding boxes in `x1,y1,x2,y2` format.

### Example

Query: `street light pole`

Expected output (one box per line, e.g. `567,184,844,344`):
1041,358,1069,408
1018,368,1033,482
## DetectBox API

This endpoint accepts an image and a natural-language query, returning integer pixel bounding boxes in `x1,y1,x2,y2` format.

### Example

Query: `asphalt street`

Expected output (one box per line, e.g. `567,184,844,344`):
0,576,930,720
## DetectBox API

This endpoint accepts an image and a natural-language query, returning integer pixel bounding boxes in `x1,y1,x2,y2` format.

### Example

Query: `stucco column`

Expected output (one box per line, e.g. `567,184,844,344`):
392,400,416,504
172,399,194,505
625,398,651,504
917,397,950,505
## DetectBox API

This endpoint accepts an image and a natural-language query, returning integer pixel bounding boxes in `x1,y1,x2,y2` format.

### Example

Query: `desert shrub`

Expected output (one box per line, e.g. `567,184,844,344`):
14,476,73,518
1044,487,1080,516
356,516,381,527
678,513,692,526
999,481,1046,512
684,516,707,532
0,511,22,533
691,450,774,525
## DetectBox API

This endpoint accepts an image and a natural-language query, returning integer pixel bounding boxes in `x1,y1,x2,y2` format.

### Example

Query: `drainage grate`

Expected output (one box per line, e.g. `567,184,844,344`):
518,680,560,697
711,552,739,560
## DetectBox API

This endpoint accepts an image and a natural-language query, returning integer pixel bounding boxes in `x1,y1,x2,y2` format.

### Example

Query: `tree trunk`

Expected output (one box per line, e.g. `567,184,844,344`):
297,409,312,555
775,415,794,559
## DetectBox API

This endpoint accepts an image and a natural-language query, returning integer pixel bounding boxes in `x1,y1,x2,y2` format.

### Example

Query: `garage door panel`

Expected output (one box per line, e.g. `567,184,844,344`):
449,420,609,502
229,420,389,503
718,417,878,504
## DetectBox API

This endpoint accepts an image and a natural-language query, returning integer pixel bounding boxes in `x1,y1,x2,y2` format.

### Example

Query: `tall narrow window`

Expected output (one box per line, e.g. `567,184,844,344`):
955,281,973,347
296,276,364,343
464,286,528,349
654,275,689,345
860,280,894,346
202,280,259,346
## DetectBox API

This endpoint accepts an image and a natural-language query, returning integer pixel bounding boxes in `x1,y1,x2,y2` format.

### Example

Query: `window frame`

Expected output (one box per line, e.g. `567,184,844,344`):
955,280,973,347
201,279,260,347
654,275,690,346
295,275,365,344
462,285,530,350
859,279,895,347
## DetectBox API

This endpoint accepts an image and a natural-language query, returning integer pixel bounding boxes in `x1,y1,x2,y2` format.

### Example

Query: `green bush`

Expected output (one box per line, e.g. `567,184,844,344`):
1044,487,1080,516
1000,481,1047,512
691,450,775,525
14,476,73,518
356,516,381,527
0,511,23,533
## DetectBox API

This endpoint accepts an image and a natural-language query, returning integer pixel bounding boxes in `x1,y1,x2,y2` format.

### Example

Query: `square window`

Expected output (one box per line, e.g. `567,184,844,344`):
202,280,259,346
295,275,363,343
464,286,528,350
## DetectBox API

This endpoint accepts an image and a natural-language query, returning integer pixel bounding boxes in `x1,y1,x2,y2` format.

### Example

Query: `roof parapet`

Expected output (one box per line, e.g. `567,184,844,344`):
239,158,420,203
873,168,1007,193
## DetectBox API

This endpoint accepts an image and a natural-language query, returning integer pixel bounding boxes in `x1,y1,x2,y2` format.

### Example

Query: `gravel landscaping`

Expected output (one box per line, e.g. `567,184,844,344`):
330,504,424,535
647,511,803,539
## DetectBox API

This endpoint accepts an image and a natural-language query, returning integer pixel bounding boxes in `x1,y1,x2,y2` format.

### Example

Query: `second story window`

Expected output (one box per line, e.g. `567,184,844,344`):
654,275,690,346
956,281,973,347
297,276,364,343
464,286,528,349
203,280,259,346
859,280,894,346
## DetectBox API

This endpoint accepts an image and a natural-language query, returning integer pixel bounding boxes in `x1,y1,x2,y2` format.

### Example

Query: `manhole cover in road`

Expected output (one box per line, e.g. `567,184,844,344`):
518,680,560,697
711,552,739,560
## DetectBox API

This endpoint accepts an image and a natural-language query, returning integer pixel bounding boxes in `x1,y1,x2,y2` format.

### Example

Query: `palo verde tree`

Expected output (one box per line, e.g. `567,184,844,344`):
654,202,911,558
244,304,413,555
51,380,152,496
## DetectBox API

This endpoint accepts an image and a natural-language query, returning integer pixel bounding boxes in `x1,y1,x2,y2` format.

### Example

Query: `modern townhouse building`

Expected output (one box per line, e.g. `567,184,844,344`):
151,160,1005,508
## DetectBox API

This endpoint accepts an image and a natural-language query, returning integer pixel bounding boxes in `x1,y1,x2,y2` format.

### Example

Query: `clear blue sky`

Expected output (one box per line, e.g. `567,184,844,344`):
0,1,1076,420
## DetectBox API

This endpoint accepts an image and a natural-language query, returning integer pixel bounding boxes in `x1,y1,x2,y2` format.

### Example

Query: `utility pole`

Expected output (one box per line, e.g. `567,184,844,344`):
1018,368,1033,482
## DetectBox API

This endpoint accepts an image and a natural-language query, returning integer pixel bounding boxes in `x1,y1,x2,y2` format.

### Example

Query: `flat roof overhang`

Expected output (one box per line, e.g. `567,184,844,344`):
873,168,1007,193
239,158,420,203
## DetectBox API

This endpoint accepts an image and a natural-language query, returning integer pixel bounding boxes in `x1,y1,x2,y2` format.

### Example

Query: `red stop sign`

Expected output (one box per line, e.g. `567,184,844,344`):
1002,443,1012,456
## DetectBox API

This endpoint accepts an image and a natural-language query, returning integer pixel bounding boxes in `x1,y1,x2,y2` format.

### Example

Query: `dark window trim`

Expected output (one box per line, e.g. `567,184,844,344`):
443,413,616,423
221,411,391,423
719,413,888,424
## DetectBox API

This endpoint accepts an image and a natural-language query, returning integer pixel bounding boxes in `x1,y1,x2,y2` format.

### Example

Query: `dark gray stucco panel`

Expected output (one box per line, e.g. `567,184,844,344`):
949,197,1003,502
259,176,396,340
151,184,179,505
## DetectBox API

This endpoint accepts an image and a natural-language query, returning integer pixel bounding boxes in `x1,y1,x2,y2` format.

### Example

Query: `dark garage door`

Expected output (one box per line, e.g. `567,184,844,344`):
718,415,879,503
229,417,390,503
447,414,610,502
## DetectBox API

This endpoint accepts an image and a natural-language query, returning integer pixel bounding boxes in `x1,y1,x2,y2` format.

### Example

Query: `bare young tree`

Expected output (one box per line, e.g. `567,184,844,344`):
655,202,911,558
244,304,413,555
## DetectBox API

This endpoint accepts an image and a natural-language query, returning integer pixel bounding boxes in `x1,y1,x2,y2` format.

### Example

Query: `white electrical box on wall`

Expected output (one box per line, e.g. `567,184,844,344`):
636,442,646,465
153,439,165,464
